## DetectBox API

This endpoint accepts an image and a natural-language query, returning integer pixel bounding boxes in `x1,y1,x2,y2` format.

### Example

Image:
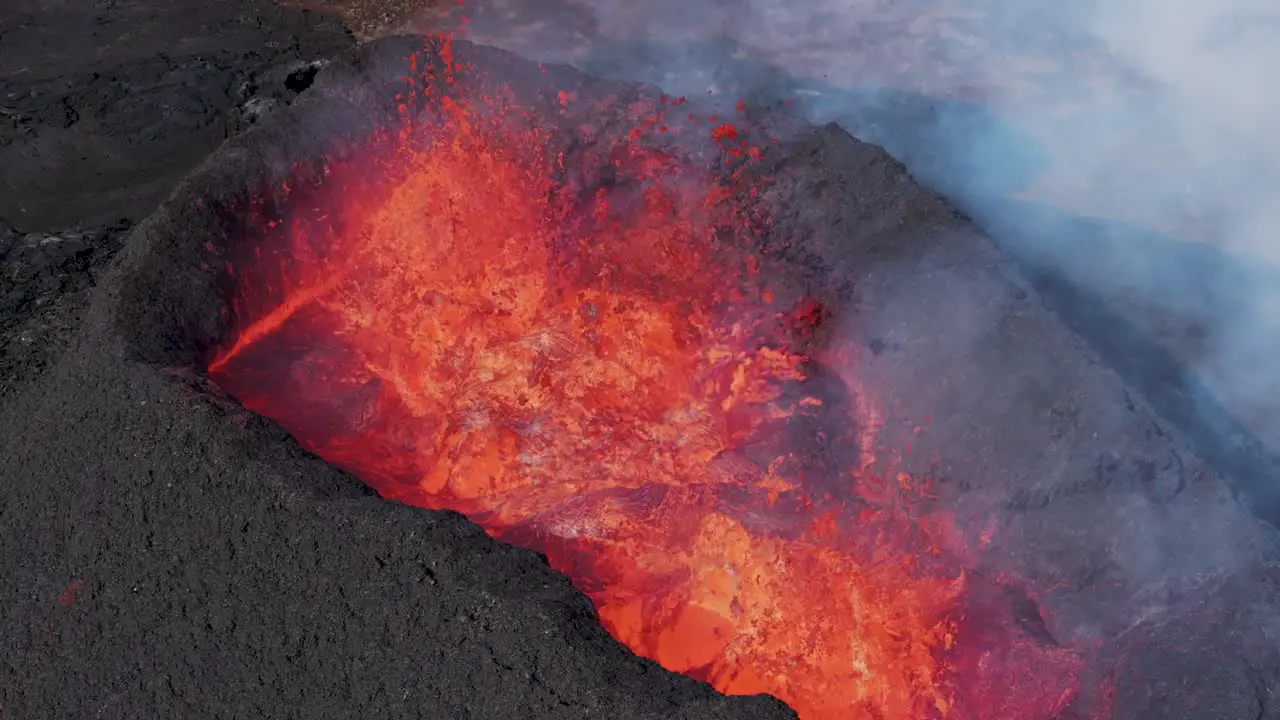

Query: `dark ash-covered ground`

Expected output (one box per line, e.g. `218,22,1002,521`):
2,3,1280,719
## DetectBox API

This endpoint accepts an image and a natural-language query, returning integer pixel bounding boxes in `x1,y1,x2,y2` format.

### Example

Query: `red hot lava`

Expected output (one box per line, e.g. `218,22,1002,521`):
208,35,1082,720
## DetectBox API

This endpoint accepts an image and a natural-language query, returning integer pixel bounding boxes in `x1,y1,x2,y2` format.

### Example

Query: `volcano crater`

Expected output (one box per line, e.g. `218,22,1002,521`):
24,33,1276,720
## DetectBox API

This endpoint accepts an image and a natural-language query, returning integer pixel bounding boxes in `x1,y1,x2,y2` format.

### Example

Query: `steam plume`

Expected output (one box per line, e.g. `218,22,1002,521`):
456,0,1280,514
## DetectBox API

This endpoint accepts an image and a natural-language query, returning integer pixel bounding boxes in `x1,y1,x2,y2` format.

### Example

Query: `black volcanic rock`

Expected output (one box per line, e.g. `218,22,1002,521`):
0,220,130,396
2,18,1280,720
0,0,353,231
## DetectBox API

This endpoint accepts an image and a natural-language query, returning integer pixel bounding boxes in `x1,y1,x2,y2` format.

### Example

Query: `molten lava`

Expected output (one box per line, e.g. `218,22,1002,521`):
208,37,1081,719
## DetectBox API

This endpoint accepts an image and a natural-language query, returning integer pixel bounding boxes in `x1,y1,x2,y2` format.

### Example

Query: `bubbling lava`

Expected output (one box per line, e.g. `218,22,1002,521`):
207,36,1076,720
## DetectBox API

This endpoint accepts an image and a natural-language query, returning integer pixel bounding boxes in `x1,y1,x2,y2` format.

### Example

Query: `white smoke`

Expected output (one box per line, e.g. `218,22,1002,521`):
447,0,1280,486
595,0,1280,456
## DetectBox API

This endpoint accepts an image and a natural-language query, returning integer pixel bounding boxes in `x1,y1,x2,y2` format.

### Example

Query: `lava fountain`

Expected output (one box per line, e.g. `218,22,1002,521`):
204,35,1080,719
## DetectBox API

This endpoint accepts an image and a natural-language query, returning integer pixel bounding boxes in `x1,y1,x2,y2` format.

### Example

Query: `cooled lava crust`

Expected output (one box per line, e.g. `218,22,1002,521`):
4,34,1279,720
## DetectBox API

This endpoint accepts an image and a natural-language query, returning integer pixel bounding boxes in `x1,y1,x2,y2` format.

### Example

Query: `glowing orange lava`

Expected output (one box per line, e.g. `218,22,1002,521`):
207,36,1079,719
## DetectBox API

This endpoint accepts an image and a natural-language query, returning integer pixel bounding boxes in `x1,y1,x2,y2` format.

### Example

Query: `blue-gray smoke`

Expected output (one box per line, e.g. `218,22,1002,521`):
457,0,1280,516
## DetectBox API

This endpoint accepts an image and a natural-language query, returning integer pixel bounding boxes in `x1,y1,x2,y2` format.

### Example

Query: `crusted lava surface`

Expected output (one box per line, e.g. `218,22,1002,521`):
3,7,1280,720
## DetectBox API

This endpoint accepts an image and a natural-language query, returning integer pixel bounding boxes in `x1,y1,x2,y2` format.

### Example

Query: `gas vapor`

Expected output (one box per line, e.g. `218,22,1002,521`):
495,0,1280,518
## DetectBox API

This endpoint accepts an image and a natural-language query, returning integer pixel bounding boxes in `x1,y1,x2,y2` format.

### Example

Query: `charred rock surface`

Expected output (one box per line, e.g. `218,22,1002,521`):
0,220,130,397
0,0,353,231
1,13,1278,720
